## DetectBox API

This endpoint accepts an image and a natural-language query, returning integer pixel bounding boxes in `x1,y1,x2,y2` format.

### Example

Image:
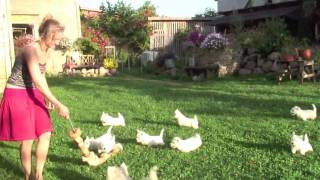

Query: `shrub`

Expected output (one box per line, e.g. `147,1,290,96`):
200,33,229,50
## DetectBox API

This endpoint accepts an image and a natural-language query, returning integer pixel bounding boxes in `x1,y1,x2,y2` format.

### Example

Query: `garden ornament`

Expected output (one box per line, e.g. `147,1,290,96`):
291,133,313,155
101,112,126,126
68,126,123,166
136,129,165,146
170,134,202,153
290,104,317,121
174,109,199,129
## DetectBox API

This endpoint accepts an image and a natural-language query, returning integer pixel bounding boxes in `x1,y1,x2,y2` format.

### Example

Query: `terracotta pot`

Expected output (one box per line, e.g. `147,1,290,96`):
282,54,295,62
299,49,312,60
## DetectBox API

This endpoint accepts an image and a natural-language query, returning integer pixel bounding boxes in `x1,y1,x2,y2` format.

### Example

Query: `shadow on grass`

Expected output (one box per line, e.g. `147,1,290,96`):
229,138,289,153
48,167,92,180
133,117,177,128
0,151,24,178
47,75,317,121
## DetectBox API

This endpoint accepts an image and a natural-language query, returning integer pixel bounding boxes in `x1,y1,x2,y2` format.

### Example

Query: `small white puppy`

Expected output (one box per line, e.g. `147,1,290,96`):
290,104,317,121
101,112,126,126
141,166,159,180
136,129,165,146
174,109,199,129
107,162,132,180
291,132,313,155
170,134,202,153
84,126,116,153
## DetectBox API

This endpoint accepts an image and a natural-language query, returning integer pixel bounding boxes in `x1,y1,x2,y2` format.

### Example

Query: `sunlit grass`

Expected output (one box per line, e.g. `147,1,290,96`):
0,74,319,179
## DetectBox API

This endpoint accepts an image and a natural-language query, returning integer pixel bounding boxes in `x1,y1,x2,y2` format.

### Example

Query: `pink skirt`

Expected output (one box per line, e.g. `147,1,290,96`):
0,88,52,141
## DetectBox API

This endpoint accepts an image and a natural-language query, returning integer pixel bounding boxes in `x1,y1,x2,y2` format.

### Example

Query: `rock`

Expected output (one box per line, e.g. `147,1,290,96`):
268,52,282,61
110,68,117,75
87,69,95,74
217,64,228,77
245,60,257,70
238,68,252,75
257,58,264,67
81,68,87,74
99,67,109,76
262,61,273,72
243,54,259,62
253,68,264,74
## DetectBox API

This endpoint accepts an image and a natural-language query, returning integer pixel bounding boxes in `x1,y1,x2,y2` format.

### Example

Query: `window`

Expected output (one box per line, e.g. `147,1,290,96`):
12,24,34,38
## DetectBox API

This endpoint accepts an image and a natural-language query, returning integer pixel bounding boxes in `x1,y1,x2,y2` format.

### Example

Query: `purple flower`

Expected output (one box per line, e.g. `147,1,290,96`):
200,33,229,50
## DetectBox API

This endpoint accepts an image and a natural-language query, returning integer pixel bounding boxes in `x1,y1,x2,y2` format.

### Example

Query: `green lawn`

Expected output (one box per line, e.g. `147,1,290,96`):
0,74,320,179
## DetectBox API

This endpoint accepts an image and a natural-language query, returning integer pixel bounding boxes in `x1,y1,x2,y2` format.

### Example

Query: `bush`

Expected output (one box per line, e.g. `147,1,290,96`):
73,38,100,55
237,18,290,57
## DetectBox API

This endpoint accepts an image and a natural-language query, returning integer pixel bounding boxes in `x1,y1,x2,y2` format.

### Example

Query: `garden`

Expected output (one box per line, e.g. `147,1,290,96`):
3,1,320,179
1,74,320,179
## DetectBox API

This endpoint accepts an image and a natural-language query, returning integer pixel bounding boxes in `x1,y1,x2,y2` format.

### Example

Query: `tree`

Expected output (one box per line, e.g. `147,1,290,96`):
195,7,218,18
99,1,156,54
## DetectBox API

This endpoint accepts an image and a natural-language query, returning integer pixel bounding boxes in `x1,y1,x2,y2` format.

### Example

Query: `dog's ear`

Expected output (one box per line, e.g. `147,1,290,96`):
120,162,129,176
304,134,309,141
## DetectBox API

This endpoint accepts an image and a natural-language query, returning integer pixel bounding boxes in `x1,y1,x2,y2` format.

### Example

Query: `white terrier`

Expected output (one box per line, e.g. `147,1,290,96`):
84,126,116,153
136,129,165,146
170,134,202,153
174,109,199,129
107,162,132,180
101,112,126,126
291,133,313,155
141,166,159,180
290,104,317,121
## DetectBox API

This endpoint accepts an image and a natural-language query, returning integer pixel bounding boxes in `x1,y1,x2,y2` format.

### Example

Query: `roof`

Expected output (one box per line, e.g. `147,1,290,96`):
209,5,301,25
218,0,249,13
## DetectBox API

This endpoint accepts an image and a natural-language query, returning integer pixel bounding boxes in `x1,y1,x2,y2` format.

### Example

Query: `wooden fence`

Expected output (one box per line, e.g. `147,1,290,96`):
148,17,216,56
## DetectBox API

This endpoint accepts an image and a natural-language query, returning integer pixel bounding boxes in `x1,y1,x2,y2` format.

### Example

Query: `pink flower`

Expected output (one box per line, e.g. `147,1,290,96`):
15,34,34,48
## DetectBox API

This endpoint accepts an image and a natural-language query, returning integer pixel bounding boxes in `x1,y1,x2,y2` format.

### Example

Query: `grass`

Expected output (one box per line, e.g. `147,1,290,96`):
0,73,320,179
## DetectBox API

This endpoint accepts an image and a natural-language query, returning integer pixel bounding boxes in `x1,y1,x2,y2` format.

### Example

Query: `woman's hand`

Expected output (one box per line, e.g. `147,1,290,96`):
46,101,55,111
57,104,70,120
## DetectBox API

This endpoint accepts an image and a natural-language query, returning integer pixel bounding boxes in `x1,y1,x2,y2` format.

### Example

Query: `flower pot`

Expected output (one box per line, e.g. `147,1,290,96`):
282,54,295,62
299,49,312,60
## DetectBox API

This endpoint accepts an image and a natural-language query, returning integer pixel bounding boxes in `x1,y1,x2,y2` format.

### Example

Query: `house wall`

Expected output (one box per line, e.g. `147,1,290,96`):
11,0,81,41
218,0,298,12
10,0,82,75
0,0,15,92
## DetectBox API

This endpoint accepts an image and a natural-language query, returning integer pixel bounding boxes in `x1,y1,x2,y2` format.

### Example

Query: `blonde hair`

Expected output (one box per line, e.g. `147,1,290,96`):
38,15,64,39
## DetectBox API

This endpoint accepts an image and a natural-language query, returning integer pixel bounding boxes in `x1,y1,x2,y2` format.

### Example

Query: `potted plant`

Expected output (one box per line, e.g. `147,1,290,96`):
298,38,312,60
281,47,296,62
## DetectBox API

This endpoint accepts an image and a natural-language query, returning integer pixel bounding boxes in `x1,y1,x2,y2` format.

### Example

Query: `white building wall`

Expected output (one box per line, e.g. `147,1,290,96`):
0,0,15,92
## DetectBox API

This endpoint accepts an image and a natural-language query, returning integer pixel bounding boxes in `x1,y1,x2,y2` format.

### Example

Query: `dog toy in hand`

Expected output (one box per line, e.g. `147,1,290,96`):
68,127,123,166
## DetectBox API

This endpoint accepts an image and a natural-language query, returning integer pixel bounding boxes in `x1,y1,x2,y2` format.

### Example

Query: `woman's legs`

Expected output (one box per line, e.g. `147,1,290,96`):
35,132,51,180
20,140,34,180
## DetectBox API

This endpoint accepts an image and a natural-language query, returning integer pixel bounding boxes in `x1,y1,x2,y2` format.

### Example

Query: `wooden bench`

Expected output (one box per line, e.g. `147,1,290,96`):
63,54,100,73
297,59,316,84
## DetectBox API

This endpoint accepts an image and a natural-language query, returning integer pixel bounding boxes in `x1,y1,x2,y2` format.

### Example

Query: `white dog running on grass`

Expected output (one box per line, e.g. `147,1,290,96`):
291,132,313,155
136,129,165,146
101,112,126,126
174,109,199,129
107,163,159,180
84,126,116,154
170,134,202,153
290,104,317,121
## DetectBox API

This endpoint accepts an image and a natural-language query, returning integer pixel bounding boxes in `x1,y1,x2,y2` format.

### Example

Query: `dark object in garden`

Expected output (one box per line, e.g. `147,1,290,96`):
185,67,208,79
155,51,176,69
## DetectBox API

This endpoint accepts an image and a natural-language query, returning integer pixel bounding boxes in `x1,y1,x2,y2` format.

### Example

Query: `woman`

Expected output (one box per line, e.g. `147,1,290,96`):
0,16,70,180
